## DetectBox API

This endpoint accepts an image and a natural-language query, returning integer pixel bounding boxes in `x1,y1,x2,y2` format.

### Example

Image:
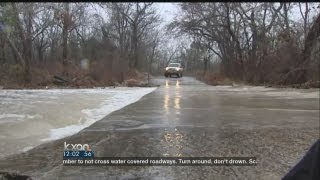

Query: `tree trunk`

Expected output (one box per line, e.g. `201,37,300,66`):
38,46,44,63
24,3,33,83
203,57,208,76
11,3,31,83
62,3,70,71
1,31,25,67
283,3,290,31
132,24,138,69
0,34,5,64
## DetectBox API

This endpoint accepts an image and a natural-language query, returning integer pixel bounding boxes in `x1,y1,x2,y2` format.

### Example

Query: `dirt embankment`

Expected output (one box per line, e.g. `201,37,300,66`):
195,72,235,86
195,72,320,89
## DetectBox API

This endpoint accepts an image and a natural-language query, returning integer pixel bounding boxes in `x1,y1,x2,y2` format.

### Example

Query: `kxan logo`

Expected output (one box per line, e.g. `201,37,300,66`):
64,142,92,151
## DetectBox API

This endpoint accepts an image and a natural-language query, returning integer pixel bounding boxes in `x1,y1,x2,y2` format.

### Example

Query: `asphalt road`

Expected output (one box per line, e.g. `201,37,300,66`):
0,77,319,180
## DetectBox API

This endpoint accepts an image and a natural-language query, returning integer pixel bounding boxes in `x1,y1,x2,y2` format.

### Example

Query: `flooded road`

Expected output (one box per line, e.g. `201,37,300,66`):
0,77,319,179
0,87,156,158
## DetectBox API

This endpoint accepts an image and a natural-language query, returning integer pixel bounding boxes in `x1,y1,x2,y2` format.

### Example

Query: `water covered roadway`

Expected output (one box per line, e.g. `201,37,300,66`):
0,87,156,158
0,77,319,179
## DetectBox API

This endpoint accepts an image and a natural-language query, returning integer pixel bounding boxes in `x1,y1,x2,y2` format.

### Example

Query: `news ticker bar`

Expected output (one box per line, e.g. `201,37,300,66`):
63,157,257,166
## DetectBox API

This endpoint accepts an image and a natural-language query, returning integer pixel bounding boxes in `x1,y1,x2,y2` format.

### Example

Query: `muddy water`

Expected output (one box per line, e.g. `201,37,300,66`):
0,87,156,158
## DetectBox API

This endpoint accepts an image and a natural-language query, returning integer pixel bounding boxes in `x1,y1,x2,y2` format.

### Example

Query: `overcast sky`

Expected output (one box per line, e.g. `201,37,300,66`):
154,3,320,23
154,3,179,25
94,3,319,29
92,2,319,50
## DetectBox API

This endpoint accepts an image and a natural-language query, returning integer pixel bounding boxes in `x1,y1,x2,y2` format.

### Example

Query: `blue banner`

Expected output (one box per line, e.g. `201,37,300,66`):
63,150,94,159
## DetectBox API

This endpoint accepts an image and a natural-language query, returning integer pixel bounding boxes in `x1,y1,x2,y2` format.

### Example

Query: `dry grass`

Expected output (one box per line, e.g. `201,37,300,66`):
196,71,234,86
0,61,146,89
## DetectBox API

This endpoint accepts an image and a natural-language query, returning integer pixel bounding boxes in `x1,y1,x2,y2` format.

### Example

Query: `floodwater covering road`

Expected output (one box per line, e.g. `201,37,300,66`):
0,87,156,158
0,77,319,179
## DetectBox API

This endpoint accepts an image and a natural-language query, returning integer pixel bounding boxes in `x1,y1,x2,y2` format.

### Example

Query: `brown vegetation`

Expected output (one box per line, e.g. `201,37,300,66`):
195,71,233,86
0,61,149,89
0,3,319,89
0,3,162,89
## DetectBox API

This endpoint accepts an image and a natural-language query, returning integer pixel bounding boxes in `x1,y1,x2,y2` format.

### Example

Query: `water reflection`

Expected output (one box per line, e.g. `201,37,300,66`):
176,80,180,89
161,80,184,156
175,80,181,111
163,79,181,115
164,94,170,114
174,90,181,110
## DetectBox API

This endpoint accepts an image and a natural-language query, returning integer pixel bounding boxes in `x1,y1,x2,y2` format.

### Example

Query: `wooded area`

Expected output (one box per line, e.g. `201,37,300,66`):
0,3,319,88
169,3,320,87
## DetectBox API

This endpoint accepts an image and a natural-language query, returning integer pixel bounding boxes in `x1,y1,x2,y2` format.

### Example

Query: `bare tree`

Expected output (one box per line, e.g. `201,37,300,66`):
299,2,310,42
1,2,318,87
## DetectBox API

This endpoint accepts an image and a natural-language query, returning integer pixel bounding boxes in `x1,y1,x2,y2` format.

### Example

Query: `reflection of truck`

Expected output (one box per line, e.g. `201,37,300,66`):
164,63,183,78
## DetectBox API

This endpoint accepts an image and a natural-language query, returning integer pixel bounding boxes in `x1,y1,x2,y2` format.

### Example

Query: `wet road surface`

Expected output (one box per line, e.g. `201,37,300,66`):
0,77,319,179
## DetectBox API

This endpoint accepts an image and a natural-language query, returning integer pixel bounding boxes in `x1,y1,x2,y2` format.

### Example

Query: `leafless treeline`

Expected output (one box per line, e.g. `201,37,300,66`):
0,3,319,87
0,3,169,86
169,3,320,85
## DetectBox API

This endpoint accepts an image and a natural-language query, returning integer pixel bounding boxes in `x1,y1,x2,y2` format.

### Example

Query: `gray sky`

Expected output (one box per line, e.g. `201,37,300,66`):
153,3,187,50
154,3,179,25
92,2,319,50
